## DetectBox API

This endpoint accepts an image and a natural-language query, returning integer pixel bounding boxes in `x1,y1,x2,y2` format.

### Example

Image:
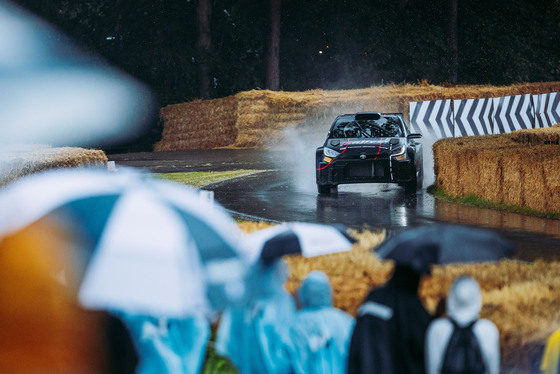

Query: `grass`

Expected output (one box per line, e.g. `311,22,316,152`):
427,184,560,220
154,170,263,188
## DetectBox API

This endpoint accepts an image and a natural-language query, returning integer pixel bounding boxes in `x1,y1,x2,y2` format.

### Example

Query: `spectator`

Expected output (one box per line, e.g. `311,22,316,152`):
216,258,296,374
284,270,355,374
425,276,500,374
117,314,183,374
167,314,210,374
347,265,432,374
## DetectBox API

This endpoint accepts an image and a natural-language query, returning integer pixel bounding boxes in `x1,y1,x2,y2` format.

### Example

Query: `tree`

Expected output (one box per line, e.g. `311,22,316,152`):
265,0,281,90
197,0,212,99
448,0,458,83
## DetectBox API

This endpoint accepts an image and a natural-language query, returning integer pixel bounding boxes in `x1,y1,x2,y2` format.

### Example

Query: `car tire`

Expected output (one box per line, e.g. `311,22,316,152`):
317,184,333,194
404,168,423,193
404,178,418,193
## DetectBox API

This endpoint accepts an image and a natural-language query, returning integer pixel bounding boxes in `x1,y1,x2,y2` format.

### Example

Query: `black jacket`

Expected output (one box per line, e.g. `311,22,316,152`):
347,266,432,374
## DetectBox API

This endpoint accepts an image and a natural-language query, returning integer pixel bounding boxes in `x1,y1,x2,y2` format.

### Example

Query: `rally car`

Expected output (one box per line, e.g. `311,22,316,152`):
315,112,423,194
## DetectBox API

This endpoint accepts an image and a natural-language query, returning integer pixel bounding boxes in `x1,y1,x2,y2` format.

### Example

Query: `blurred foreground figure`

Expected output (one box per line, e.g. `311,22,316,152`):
216,259,296,374
0,217,137,373
541,328,560,374
347,265,432,374
425,276,499,374
117,313,209,374
0,0,155,148
284,270,354,374
0,167,251,373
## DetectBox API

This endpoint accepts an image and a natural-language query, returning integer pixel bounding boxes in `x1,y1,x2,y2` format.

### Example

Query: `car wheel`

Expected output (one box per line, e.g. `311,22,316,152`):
317,184,333,194
404,178,418,194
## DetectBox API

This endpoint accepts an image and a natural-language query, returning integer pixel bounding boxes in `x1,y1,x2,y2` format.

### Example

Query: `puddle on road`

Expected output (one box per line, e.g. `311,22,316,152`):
435,199,560,240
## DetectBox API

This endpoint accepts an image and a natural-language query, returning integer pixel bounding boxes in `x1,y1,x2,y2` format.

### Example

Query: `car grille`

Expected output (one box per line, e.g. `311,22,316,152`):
343,162,385,179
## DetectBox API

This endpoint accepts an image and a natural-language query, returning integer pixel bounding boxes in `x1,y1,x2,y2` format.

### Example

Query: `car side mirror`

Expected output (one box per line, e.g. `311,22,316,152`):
407,133,422,140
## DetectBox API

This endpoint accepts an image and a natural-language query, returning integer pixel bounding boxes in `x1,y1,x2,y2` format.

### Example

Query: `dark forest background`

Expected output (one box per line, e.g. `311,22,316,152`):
12,0,560,108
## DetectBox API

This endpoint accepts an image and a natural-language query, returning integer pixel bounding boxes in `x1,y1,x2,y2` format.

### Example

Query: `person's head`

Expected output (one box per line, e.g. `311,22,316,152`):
250,258,290,298
298,270,332,310
446,275,482,323
387,265,422,293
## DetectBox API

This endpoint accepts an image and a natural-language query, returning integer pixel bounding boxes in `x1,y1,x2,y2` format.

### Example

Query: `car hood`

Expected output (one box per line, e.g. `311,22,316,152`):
326,138,404,154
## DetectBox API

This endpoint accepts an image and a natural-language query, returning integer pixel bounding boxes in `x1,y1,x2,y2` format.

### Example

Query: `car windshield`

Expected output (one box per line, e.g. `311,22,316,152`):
330,116,404,138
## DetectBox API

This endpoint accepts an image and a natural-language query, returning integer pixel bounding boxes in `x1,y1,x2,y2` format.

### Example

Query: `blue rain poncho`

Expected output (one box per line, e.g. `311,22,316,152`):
117,313,210,374
284,270,355,374
167,314,210,374
216,259,296,374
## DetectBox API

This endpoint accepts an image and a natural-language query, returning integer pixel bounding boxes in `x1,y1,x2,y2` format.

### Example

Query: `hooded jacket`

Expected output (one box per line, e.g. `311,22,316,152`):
347,265,432,374
284,271,355,374
425,276,500,374
215,259,296,374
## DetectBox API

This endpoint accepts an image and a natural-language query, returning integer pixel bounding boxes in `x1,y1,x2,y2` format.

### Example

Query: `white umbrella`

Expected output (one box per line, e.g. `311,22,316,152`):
242,222,356,265
0,167,249,317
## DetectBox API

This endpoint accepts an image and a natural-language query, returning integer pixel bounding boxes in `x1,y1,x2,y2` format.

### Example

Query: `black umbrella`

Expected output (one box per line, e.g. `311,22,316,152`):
374,224,515,274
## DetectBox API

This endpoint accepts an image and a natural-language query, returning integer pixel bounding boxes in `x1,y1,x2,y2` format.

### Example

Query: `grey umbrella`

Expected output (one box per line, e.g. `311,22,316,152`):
374,224,515,274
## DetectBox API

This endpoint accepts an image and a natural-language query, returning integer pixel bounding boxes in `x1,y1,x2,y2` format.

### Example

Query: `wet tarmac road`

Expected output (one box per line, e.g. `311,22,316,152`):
109,149,560,261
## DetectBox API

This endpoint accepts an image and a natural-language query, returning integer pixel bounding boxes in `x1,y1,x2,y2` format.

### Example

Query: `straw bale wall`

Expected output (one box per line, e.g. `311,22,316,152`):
0,145,108,187
433,125,560,213
155,82,560,151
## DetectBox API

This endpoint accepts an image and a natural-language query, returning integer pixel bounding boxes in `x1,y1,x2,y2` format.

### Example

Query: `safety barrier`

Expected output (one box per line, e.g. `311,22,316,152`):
409,92,560,137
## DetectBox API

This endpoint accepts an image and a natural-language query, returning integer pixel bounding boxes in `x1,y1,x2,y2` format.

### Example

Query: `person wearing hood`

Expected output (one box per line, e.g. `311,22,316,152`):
284,270,355,374
166,314,210,374
116,314,183,374
425,276,500,374
215,258,296,374
116,312,210,374
347,264,432,374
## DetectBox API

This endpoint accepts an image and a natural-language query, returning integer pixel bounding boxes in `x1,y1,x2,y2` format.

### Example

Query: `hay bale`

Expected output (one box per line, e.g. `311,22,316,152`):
0,145,108,187
434,124,560,214
155,83,560,151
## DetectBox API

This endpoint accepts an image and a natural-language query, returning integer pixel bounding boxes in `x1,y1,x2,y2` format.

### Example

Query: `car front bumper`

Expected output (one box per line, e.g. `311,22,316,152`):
316,156,416,186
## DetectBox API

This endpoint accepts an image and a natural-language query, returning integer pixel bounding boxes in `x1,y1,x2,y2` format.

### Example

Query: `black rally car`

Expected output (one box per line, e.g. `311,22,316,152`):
315,112,423,194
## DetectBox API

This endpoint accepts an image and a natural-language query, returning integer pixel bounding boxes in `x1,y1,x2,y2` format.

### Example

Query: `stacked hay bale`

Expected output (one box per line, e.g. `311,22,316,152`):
433,124,560,213
155,96,238,150
0,145,108,187
154,82,560,151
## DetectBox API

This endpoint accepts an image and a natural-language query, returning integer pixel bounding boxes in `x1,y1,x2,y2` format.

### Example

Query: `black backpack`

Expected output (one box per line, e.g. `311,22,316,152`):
440,318,487,374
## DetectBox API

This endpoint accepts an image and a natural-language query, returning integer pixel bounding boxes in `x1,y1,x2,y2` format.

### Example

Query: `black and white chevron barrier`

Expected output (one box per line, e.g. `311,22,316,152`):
492,94,535,134
533,92,560,128
409,100,453,138
409,92,558,138
453,98,494,136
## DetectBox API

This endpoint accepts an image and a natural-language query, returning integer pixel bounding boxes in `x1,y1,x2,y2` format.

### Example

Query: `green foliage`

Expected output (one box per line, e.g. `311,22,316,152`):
201,344,237,374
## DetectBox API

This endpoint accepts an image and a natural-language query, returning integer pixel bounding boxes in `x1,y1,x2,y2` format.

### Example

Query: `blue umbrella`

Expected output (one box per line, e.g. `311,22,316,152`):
374,224,515,274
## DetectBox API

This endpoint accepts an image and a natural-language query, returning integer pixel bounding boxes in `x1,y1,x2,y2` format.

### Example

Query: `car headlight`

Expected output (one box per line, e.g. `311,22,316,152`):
390,145,407,160
323,147,340,158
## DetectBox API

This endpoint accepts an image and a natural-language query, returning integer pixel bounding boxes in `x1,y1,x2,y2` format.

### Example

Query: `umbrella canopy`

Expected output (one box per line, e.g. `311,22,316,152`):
0,1,155,148
242,222,357,265
374,224,515,274
0,167,249,317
